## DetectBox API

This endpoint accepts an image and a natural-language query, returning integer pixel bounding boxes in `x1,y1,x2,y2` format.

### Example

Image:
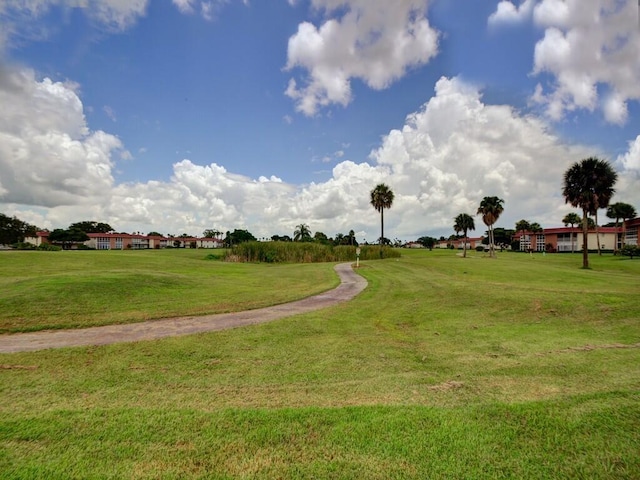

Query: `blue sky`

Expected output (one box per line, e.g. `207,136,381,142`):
1,0,639,241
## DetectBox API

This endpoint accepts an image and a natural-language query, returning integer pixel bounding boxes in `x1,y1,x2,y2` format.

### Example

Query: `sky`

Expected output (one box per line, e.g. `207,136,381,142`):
0,0,639,242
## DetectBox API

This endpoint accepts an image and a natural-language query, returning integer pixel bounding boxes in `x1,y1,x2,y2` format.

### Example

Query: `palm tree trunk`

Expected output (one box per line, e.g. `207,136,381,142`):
463,230,467,258
380,208,384,258
595,211,601,256
489,225,495,258
614,218,619,255
582,209,589,268
571,224,575,253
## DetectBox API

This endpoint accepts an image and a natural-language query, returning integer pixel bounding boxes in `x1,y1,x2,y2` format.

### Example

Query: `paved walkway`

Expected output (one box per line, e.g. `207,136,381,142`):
0,263,367,353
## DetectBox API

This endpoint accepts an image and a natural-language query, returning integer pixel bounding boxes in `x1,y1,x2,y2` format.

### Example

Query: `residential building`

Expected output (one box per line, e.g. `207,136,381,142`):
514,226,619,252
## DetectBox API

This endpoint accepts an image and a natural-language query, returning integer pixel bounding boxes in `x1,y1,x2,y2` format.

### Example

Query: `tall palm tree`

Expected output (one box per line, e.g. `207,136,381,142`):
453,213,475,258
529,222,543,252
562,212,581,253
606,202,637,253
515,219,531,252
293,224,312,242
370,183,394,257
477,196,505,258
562,157,618,268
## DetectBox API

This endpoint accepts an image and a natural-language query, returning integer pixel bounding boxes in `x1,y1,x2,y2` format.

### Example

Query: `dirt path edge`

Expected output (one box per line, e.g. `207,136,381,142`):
0,263,367,353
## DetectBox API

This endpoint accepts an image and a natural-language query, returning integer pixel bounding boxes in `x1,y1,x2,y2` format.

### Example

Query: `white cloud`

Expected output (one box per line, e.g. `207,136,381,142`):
0,67,125,207
602,92,628,125
7,69,634,240
103,105,117,122
488,0,535,26
0,0,149,41
526,0,640,123
285,0,439,116
618,135,640,171
171,0,232,21
172,0,196,14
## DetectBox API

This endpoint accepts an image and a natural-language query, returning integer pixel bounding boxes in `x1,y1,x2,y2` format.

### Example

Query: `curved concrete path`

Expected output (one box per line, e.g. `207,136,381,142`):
0,263,367,353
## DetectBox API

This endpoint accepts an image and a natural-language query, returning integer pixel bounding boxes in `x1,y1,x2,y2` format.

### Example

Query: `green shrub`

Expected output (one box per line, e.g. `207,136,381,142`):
12,242,36,250
621,244,639,259
36,243,62,251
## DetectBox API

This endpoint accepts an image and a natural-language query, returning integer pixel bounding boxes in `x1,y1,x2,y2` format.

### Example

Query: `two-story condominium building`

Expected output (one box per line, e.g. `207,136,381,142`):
436,236,485,249
25,232,224,249
514,226,620,253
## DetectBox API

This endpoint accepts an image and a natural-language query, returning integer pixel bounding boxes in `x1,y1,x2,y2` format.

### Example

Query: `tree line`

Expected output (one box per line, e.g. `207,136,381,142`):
2,157,637,266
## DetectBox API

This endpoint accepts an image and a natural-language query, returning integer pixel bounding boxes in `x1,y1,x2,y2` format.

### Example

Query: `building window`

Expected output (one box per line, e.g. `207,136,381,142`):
626,227,638,246
536,234,546,252
115,237,123,249
96,237,110,250
520,234,531,251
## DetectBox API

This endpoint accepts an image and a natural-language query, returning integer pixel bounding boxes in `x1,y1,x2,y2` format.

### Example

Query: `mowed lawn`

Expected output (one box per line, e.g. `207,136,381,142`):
0,249,339,332
1,249,639,479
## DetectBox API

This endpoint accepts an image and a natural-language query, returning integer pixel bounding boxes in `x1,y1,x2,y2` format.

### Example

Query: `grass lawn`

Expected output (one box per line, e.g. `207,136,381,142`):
0,249,339,332
1,249,639,478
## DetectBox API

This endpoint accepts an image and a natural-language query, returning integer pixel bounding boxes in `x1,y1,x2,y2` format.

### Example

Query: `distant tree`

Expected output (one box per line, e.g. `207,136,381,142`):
607,202,637,253
370,183,394,257
417,236,436,250
147,231,163,237
453,213,475,258
69,221,113,234
271,234,292,242
294,224,312,242
0,213,38,245
348,230,357,246
224,229,256,247
313,231,331,245
179,233,190,238
477,196,505,258
203,229,222,239
562,212,581,253
562,157,618,268
48,228,90,249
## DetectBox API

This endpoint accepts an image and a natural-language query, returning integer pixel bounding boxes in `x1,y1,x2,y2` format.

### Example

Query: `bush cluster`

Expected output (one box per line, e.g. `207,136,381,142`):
11,242,62,251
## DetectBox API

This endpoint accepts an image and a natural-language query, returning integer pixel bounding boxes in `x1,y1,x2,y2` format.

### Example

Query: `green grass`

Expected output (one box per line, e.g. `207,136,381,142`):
1,249,639,478
0,249,339,332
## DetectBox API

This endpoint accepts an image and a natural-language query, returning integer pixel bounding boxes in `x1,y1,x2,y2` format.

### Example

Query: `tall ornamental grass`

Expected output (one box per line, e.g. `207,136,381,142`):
223,241,401,263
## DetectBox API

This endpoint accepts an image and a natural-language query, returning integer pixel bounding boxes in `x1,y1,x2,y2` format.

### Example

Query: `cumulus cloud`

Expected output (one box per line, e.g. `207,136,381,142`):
285,0,439,116
6,69,634,240
497,0,640,124
488,0,534,26
0,67,126,207
618,135,640,171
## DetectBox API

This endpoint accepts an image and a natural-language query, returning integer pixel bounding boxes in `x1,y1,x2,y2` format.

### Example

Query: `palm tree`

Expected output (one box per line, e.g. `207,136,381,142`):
529,222,543,252
562,212,581,253
293,224,312,242
453,213,475,258
515,219,531,252
607,202,637,253
477,196,505,258
370,183,394,257
562,157,618,268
